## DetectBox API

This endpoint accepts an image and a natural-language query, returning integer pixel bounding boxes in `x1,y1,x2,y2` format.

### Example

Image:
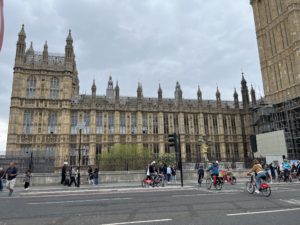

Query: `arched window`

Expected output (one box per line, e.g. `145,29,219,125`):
26,77,36,98
50,78,59,99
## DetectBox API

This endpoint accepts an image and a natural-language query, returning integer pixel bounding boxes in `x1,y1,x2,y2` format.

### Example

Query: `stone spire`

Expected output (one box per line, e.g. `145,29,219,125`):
158,83,162,103
137,82,143,100
216,86,221,108
197,85,202,106
175,81,183,103
65,29,74,71
26,41,34,55
91,79,96,99
241,73,250,109
115,81,120,103
15,24,26,65
234,88,239,109
106,76,115,101
42,41,48,63
250,85,257,106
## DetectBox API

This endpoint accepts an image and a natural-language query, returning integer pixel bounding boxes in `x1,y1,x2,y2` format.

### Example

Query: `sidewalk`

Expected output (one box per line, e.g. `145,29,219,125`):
13,178,249,193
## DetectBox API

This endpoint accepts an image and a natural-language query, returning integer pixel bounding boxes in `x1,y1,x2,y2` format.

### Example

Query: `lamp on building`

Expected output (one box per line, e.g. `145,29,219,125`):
76,122,86,188
26,150,33,172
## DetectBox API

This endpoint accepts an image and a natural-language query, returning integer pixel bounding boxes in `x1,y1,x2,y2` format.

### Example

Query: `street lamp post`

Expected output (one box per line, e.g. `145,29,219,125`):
78,128,82,187
76,122,86,188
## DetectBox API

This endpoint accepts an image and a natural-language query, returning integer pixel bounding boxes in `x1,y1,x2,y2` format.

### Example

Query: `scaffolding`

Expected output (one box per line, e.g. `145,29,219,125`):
250,97,300,159
272,98,300,159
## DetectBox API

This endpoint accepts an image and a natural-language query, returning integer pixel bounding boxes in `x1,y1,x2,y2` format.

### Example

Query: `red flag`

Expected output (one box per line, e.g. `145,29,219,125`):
0,0,4,51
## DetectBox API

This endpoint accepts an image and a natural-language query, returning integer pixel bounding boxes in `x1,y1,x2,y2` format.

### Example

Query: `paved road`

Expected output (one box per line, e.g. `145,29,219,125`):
0,182,300,225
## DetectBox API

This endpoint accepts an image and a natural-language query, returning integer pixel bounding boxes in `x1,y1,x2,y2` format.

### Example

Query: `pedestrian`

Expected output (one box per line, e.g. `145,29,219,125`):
61,162,67,185
197,165,204,185
291,163,296,173
166,165,172,183
296,161,300,182
283,159,291,182
0,167,5,192
6,162,18,196
88,166,94,185
266,164,273,184
162,164,167,181
24,169,32,190
93,168,99,185
68,166,77,187
171,165,176,183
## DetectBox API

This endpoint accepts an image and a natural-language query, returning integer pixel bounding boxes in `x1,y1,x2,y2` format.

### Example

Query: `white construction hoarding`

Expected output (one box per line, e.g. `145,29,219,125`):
255,130,287,164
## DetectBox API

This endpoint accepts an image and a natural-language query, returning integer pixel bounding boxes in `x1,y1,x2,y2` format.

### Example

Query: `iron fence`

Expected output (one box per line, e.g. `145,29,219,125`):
0,151,254,173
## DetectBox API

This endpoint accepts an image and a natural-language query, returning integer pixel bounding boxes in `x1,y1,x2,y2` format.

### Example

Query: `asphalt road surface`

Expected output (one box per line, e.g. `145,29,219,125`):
0,182,300,225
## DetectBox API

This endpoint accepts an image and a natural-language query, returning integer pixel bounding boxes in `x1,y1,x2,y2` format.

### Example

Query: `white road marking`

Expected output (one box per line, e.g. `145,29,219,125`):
27,197,132,205
172,192,240,198
227,207,300,216
102,219,172,225
280,199,300,205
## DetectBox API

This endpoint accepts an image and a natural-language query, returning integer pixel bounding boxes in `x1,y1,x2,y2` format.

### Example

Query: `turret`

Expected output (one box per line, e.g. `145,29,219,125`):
65,29,74,71
158,83,162,104
25,41,35,64
197,85,202,106
91,79,96,99
106,76,114,101
241,73,250,109
137,82,143,103
175,81,183,105
216,87,221,108
15,24,26,65
42,41,48,64
115,81,120,103
234,88,239,109
250,85,257,106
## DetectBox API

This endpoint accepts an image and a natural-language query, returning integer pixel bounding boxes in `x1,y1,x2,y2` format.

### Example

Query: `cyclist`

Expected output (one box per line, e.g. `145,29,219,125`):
247,159,266,194
206,161,220,186
283,159,291,182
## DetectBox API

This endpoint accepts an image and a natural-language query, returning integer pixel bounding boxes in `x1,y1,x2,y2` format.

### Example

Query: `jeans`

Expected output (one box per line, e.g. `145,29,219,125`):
94,177,99,185
256,172,266,189
167,174,171,182
284,169,290,181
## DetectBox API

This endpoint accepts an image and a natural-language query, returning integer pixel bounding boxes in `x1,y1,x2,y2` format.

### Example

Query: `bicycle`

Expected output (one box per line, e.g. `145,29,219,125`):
206,174,222,190
141,174,165,188
219,170,236,185
245,173,271,197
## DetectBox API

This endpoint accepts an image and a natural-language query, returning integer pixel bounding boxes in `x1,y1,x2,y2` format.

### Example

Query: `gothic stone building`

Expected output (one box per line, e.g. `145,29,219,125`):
6,25,256,165
251,0,300,104
250,0,300,158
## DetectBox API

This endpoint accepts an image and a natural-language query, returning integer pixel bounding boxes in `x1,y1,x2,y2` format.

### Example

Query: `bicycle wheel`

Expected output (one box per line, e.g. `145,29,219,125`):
230,177,237,185
206,178,212,190
245,181,255,194
261,187,271,197
215,181,223,190
141,180,150,188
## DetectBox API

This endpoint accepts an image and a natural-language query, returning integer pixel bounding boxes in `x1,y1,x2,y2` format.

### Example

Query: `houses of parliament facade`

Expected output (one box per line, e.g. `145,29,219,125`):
6,25,256,165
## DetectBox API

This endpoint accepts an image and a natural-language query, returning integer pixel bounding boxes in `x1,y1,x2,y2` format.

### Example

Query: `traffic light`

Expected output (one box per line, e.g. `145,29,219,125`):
168,133,176,147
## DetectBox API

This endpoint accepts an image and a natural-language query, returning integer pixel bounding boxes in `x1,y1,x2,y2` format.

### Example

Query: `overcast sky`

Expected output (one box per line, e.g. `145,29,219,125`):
0,0,262,151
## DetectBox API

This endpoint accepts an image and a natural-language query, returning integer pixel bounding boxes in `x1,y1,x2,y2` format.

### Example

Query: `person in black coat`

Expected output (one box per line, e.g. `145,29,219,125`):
197,166,204,185
61,163,67,185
